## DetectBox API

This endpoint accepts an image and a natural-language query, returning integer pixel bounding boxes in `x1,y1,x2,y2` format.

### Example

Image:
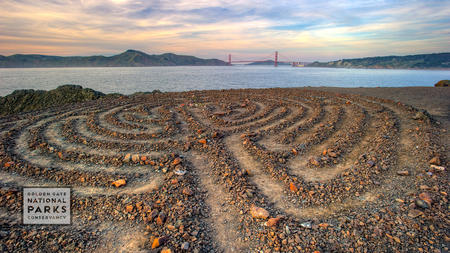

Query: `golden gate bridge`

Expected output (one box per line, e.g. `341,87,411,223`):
227,51,303,67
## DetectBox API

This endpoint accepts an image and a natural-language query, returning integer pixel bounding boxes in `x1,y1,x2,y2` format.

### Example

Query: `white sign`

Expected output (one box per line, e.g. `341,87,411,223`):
23,187,71,224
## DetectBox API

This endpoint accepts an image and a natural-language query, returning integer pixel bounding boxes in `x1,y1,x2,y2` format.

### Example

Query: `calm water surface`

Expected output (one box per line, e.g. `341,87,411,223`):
0,66,449,96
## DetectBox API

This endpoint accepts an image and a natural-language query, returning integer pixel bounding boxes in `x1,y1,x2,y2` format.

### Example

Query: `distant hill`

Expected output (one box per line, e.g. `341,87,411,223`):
307,53,450,69
0,49,227,68
0,85,112,115
247,60,291,66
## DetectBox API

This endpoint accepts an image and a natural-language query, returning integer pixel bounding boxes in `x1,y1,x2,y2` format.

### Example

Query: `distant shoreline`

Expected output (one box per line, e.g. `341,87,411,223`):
1,50,449,69
307,52,450,69
1,65,449,70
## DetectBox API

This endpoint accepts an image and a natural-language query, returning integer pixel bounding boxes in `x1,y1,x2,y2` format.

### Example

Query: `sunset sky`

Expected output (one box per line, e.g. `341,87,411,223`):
1,0,449,61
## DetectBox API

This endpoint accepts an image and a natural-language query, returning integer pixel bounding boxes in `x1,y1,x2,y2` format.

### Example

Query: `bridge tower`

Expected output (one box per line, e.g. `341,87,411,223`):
228,54,231,65
274,51,278,67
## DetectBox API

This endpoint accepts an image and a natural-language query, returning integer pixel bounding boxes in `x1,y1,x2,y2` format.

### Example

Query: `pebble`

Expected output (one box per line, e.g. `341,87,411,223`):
289,182,298,192
175,170,187,176
156,212,166,225
172,157,182,166
430,164,445,171
111,179,126,187
250,205,269,219
300,222,312,229
182,187,193,196
266,216,282,227
123,153,131,163
181,242,190,250
415,199,429,209
131,154,140,163
4,162,14,167
152,237,168,249
429,156,441,165
309,157,320,166
418,192,432,206
408,209,423,218
397,170,409,176
125,205,133,212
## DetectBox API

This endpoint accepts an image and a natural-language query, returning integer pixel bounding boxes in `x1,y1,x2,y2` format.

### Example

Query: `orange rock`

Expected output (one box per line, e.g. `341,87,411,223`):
322,149,327,155
289,182,298,192
198,139,207,144
250,205,269,219
395,198,405,203
167,224,176,230
429,156,441,165
140,156,147,161
57,152,63,159
345,101,351,105
149,160,156,166
161,248,172,253
319,223,330,228
4,162,14,168
125,205,133,212
170,178,178,185
419,192,432,205
292,148,298,155
172,157,182,166
197,129,203,134
156,213,166,225
123,153,131,163
132,154,140,163
309,157,320,166
266,216,282,227
182,187,193,196
151,238,161,249
111,179,126,188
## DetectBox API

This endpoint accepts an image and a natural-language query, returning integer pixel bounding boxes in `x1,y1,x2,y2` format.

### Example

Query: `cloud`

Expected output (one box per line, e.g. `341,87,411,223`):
0,0,449,61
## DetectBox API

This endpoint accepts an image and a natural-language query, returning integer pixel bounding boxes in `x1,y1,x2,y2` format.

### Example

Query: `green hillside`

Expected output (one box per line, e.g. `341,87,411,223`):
0,50,227,68
308,53,450,69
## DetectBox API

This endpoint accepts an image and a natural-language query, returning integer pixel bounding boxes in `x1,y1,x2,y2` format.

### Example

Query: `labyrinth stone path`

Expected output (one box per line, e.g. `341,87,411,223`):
0,88,448,252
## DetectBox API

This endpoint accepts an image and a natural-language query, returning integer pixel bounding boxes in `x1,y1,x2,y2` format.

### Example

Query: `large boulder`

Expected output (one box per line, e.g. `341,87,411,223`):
434,80,450,87
0,85,108,115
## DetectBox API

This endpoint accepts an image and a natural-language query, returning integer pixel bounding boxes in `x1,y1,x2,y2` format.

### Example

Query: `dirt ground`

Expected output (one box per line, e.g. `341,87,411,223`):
307,86,450,126
309,86,450,157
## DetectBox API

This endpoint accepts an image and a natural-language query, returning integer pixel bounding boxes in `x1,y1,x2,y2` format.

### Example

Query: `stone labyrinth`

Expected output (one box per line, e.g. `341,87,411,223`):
0,88,448,252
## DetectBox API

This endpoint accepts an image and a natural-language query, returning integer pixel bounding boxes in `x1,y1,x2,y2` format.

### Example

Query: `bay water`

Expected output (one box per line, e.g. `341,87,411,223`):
0,66,449,96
